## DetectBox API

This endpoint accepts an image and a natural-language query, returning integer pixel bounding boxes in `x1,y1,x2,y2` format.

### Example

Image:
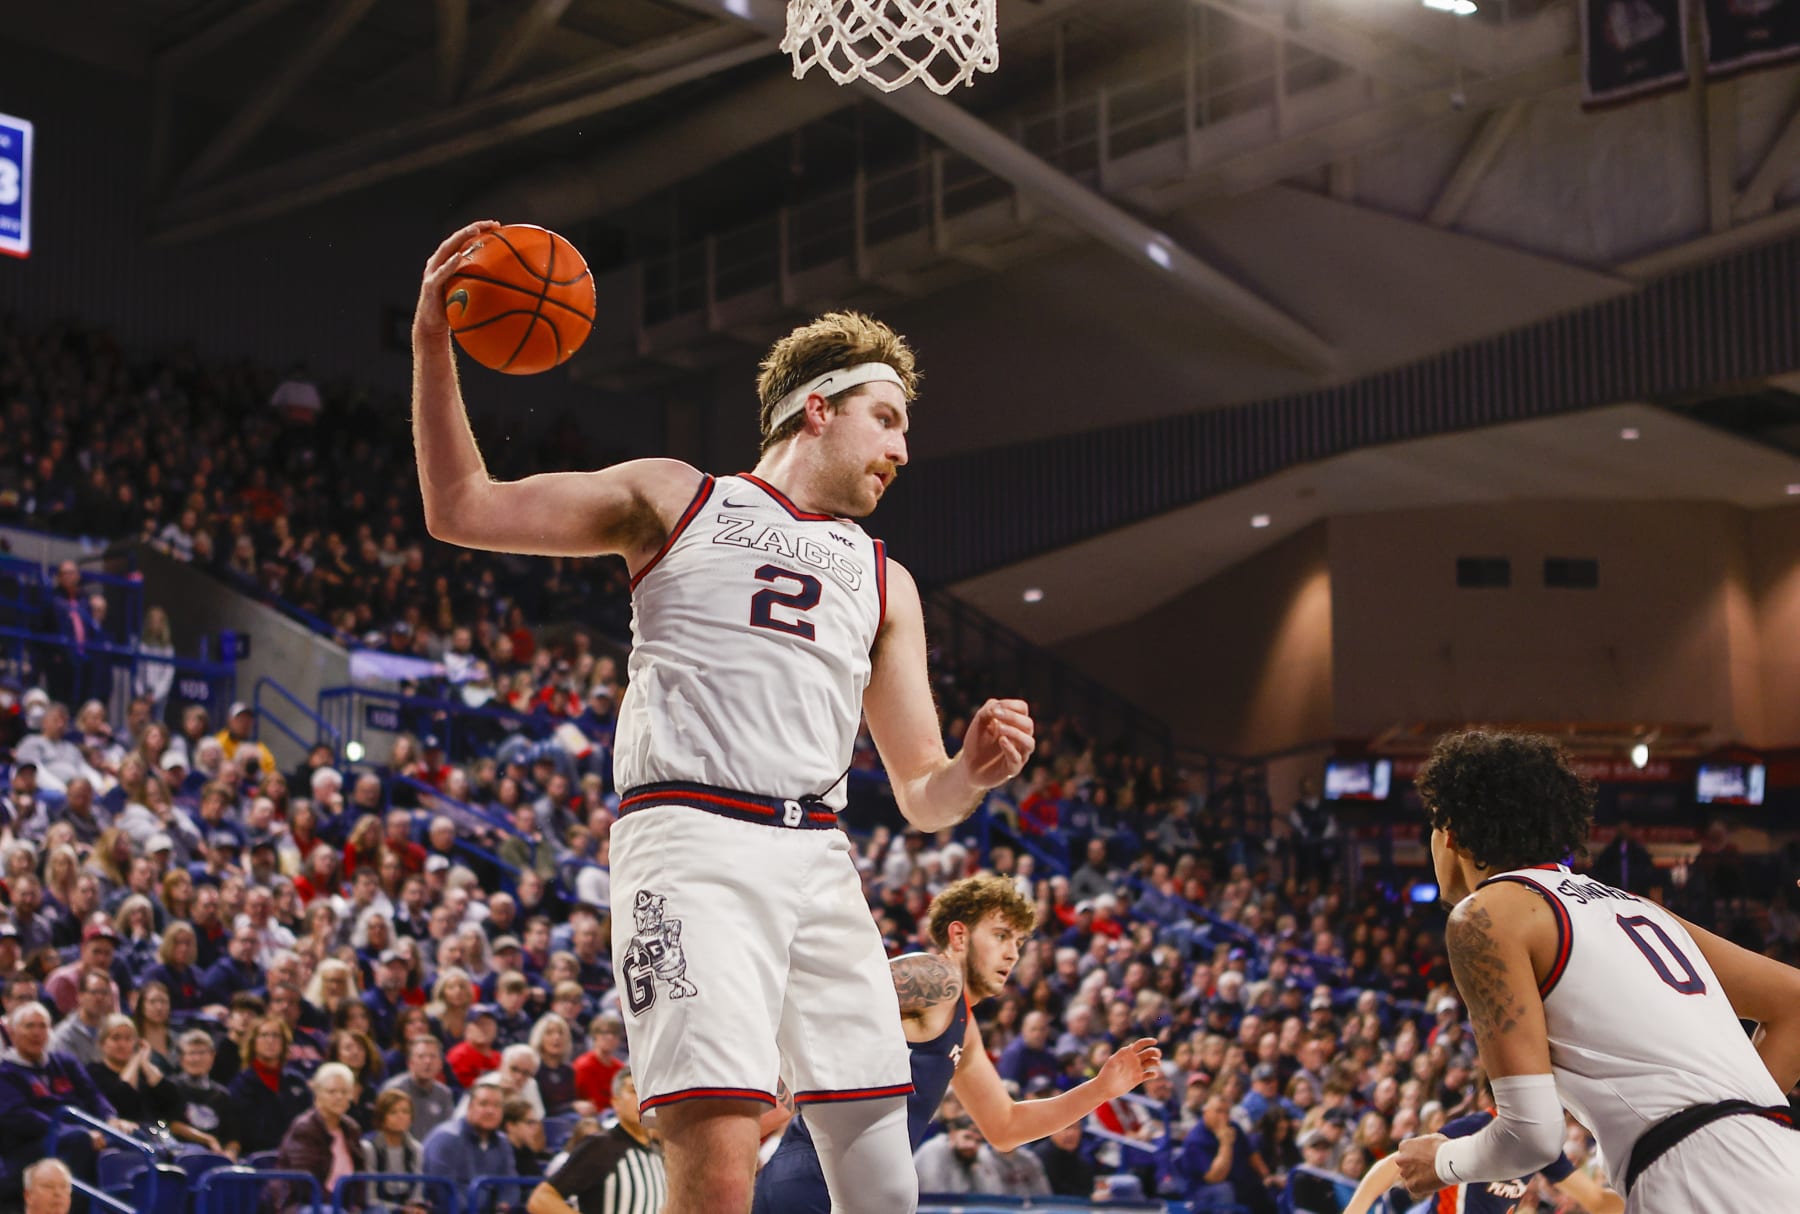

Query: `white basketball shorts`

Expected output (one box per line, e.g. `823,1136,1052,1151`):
1626,1114,1800,1212
609,797,912,1124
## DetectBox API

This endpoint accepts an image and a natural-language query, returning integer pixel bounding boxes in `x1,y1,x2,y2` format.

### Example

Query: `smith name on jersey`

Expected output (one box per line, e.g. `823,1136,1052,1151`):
612,472,889,812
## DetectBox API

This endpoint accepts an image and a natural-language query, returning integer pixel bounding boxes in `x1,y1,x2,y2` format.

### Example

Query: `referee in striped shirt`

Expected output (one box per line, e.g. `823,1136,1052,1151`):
529,1067,667,1214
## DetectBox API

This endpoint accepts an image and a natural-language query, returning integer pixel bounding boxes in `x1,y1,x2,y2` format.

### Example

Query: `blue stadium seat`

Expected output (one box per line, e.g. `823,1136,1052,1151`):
96,1152,148,1193
177,1152,234,1185
132,1164,188,1214
542,1111,580,1151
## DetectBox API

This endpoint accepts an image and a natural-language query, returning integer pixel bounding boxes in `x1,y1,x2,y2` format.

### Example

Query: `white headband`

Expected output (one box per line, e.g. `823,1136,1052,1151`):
767,362,905,432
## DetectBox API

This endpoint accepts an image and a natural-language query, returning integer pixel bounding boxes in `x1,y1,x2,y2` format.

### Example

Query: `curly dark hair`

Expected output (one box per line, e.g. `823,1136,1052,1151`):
1415,730,1594,872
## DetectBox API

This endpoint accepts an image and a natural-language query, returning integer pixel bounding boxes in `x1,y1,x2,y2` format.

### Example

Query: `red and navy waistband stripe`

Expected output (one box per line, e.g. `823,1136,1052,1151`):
618,781,840,829
1478,874,1572,998
739,472,838,522
630,474,715,590
873,538,888,629
639,1086,777,1113
794,1082,915,1105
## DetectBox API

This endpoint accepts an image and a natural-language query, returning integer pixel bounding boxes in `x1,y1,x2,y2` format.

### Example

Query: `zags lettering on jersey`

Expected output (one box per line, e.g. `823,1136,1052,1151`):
712,514,864,591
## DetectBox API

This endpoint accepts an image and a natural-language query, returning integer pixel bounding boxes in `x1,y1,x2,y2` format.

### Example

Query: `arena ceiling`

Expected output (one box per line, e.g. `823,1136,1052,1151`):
10,0,1800,644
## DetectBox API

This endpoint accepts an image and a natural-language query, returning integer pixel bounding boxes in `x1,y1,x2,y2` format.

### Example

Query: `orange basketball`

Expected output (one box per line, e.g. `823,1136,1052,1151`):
444,224,595,374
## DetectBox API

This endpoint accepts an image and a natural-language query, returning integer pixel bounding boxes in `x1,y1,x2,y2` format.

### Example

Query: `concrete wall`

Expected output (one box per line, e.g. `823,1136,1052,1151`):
1048,501,1800,758
136,548,347,770
1327,502,1757,739
1054,524,1334,756
1751,502,1800,747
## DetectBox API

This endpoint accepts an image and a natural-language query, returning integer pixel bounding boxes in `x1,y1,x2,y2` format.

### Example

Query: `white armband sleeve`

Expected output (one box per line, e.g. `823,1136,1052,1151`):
1435,1073,1565,1186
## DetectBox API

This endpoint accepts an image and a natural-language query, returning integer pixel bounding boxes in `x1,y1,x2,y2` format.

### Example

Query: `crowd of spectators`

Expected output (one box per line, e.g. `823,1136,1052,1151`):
0,314,1796,1214
0,314,633,656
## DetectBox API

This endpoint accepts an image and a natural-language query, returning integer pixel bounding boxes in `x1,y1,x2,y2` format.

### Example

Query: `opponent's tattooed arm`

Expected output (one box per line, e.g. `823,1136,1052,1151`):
892,953,963,1016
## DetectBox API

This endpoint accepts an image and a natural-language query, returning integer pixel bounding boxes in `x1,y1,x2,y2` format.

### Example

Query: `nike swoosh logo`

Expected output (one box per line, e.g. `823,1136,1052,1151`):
722,498,753,508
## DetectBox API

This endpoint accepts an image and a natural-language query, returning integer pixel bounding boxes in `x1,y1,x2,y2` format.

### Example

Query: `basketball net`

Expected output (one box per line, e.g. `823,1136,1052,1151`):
782,0,999,94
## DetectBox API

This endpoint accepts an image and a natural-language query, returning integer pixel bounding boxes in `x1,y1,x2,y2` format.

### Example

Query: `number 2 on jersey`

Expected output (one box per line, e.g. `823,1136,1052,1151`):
1616,914,1707,995
749,564,821,640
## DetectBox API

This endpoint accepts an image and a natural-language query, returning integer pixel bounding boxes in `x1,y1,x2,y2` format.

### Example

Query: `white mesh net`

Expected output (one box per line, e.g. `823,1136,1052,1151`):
782,0,999,94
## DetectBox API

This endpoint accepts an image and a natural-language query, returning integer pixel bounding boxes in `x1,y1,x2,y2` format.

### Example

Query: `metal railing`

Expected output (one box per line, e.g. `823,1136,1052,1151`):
334,1172,460,1214
0,622,236,722
254,674,344,759
635,7,1349,330
50,1106,150,1214
318,684,554,768
193,1167,322,1214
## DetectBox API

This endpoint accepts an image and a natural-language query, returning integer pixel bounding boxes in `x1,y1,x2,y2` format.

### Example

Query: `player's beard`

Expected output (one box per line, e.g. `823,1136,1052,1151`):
962,953,1008,1002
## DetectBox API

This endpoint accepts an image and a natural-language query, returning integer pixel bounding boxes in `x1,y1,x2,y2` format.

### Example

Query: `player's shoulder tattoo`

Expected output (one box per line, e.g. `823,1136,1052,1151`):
892,953,963,1015
1445,895,1521,1046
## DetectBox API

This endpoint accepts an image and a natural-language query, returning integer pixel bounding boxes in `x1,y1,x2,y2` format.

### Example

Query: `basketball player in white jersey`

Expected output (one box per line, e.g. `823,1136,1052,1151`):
411,222,1034,1214
1391,730,1800,1211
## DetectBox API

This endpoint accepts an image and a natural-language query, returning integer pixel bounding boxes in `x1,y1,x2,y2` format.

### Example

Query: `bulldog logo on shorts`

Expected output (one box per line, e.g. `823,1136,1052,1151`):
622,888,699,1015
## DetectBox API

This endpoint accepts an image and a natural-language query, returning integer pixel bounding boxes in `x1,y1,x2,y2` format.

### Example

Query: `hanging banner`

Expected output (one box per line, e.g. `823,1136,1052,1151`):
1703,0,1800,76
1581,0,1690,107
0,113,31,259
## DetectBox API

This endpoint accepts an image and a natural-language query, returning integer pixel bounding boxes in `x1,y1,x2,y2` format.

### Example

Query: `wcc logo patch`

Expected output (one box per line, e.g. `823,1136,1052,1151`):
621,889,699,1016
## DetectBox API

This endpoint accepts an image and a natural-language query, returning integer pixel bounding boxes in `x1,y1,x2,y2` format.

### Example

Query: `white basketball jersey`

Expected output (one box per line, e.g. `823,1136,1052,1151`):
1479,864,1787,1190
612,472,887,810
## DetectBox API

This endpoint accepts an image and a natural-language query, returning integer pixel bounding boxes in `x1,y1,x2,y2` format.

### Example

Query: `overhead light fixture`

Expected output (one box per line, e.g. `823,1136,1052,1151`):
1630,742,1649,770
1022,587,1045,603
345,740,365,763
1619,427,1640,440
1251,514,1272,529
1145,238,1173,270
1422,0,1478,13
724,0,753,15
1787,483,1800,495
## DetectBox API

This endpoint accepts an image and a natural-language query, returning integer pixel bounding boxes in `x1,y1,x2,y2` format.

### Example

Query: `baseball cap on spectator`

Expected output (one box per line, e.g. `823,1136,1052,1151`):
228,702,253,719
1310,986,1333,1010
249,833,277,853
22,688,48,709
1323,1107,1355,1126
1436,995,1460,1015
422,734,443,751
0,923,18,941
207,830,238,851
145,832,174,854
471,1003,500,1022
1185,1073,1208,1088
1299,1128,1327,1149
1024,1075,1058,1096
1252,1063,1279,1083
379,949,407,965
160,752,186,772
490,935,522,954
425,855,450,873
84,921,119,943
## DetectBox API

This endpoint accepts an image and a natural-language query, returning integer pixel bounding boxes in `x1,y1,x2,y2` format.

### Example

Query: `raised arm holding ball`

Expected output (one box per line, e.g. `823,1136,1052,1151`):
412,224,1035,1214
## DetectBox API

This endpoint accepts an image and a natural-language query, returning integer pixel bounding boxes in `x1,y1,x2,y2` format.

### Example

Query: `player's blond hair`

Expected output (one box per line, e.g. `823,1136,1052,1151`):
927,874,1037,950
756,311,920,453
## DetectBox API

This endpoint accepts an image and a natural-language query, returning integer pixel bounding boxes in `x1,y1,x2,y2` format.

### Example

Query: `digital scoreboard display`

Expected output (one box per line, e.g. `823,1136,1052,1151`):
0,112,33,259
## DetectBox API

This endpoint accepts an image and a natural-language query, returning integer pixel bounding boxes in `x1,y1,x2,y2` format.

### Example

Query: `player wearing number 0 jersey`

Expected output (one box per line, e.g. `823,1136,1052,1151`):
1391,731,1800,1213
412,238,1035,1214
